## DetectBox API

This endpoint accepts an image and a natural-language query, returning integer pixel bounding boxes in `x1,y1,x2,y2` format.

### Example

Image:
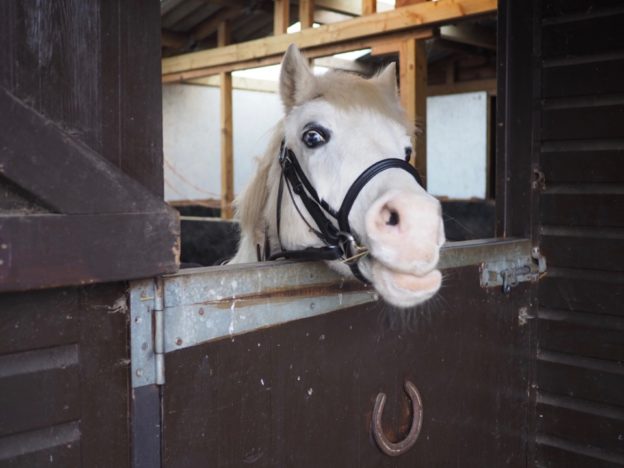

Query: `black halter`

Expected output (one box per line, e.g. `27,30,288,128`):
269,141,423,283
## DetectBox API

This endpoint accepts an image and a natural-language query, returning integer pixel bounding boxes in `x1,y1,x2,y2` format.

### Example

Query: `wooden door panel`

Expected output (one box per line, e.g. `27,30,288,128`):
160,265,531,467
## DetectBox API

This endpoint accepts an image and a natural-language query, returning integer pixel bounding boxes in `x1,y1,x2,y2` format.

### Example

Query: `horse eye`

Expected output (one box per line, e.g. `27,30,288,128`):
404,147,412,162
302,128,328,149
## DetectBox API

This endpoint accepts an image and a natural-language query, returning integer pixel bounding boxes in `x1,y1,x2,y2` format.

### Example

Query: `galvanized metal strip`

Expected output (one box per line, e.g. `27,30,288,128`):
160,238,533,352
129,279,158,388
162,263,377,353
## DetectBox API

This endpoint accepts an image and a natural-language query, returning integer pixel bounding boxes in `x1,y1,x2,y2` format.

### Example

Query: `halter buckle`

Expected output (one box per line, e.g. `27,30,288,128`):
338,232,369,265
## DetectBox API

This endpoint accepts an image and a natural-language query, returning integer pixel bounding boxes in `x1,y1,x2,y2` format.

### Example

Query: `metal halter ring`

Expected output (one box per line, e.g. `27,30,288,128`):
337,232,368,265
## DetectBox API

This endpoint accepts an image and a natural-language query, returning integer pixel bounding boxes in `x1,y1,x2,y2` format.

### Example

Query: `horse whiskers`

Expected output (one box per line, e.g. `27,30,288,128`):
340,249,369,264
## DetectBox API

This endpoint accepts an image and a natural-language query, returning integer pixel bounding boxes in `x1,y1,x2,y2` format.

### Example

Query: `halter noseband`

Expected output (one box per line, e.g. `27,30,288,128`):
269,141,423,283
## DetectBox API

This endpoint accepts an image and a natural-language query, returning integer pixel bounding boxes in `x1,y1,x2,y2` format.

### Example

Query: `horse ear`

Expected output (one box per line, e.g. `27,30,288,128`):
375,62,399,98
280,44,316,111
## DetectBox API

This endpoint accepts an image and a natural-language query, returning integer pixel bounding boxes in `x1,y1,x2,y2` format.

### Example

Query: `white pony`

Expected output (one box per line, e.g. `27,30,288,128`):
230,45,445,308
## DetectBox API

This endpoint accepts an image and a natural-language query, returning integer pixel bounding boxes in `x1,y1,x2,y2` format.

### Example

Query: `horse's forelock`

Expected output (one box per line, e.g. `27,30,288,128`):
313,71,413,133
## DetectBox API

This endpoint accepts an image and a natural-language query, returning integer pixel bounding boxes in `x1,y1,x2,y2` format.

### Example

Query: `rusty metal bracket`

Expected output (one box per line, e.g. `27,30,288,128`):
480,245,547,294
372,380,423,457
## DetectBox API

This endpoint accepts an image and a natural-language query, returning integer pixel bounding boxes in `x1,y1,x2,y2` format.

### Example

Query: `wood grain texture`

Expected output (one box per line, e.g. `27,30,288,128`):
162,0,497,77
0,211,179,293
162,267,531,467
0,284,131,467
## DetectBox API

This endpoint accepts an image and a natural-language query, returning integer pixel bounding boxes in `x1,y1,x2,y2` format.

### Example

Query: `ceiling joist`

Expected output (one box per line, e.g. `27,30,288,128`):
162,0,497,81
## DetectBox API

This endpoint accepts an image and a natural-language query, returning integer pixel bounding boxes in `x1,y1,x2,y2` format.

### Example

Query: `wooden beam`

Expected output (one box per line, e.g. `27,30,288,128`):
218,21,234,219
189,75,278,93
315,0,361,15
0,212,179,293
314,8,353,24
163,29,433,83
0,87,165,214
300,0,315,29
162,0,497,79
192,7,241,43
428,78,497,96
395,0,427,6
439,24,497,50
399,38,428,187
274,0,290,35
362,0,376,15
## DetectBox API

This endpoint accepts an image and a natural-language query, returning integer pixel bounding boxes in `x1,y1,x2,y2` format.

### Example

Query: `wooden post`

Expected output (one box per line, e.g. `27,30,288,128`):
399,37,427,187
274,0,290,35
218,21,234,219
362,0,376,15
299,0,314,29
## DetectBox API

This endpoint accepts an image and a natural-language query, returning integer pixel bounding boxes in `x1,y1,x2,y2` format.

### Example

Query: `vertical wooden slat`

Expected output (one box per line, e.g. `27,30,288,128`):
362,0,376,15
274,0,290,35
299,0,314,29
399,38,428,186
218,21,234,219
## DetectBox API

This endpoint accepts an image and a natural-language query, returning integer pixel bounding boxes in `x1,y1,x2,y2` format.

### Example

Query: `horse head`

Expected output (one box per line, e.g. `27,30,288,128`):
231,44,445,308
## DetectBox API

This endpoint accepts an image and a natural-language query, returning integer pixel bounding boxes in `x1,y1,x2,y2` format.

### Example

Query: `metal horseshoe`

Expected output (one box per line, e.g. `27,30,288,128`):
372,380,423,457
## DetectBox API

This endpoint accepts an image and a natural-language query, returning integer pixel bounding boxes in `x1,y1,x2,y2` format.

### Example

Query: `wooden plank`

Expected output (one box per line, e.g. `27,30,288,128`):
0,346,80,437
542,13,624,60
539,273,624,317
540,150,624,183
102,0,165,196
537,400,624,456
537,356,624,407
218,21,234,220
78,283,131,468
399,38,428,186
0,283,131,467
538,314,624,362
540,232,624,272
220,72,234,220
542,59,624,99
542,0,624,19
542,104,624,141
164,29,433,83
362,0,376,15
161,266,531,466
427,78,497,96
0,87,165,215
536,439,624,468
300,0,315,28
0,422,81,467
191,7,241,43
0,288,79,355
162,0,497,78
0,212,179,293
274,0,290,35
495,0,536,238
540,193,624,228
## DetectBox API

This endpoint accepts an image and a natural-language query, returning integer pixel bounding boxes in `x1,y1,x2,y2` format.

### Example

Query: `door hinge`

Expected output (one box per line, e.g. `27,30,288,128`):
480,246,547,294
130,277,166,388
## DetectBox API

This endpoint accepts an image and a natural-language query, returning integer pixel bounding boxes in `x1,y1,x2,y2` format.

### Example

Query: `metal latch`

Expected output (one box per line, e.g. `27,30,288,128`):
130,277,165,388
480,246,547,294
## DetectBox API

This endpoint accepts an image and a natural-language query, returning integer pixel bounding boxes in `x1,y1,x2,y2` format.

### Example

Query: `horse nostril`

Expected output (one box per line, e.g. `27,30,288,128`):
386,210,400,226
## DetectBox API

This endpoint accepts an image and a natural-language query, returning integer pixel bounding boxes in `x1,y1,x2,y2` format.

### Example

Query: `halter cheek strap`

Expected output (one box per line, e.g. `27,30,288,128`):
269,141,422,284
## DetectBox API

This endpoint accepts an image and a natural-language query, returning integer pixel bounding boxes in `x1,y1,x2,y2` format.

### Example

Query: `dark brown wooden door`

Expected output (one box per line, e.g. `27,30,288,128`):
133,240,537,467
0,2,177,466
